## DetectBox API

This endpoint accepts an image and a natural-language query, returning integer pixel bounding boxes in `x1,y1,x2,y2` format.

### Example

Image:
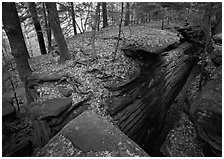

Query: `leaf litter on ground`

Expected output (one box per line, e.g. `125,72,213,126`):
28,24,180,122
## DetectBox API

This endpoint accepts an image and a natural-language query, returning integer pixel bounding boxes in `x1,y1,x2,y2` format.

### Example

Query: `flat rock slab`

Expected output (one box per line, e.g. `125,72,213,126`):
29,97,72,120
121,28,180,54
37,110,148,157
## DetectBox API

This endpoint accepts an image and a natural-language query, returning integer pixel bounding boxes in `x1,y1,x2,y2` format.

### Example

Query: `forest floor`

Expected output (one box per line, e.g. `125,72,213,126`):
2,22,220,156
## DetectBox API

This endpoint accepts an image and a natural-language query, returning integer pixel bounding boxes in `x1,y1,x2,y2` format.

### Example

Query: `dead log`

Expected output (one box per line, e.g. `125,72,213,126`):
107,42,198,155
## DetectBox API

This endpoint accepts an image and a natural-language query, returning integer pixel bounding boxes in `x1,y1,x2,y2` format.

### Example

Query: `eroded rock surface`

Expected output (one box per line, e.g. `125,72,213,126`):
29,97,72,120
190,69,222,156
121,29,180,57
36,110,148,157
3,97,16,121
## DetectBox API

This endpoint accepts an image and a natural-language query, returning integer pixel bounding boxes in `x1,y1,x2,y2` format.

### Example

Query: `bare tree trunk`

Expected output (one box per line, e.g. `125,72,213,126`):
80,16,85,33
3,2,33,104
102,2,108,28
28,2,47,55
91,2,100,60
124,2,130,26
161,8,165,30
43,3,52,53
97,3,101,31
70,2,77,36
75,20,83,34
113,2,124,60
130,3,134,25
167,7,170,26
45,2,71,63
84,4,90,31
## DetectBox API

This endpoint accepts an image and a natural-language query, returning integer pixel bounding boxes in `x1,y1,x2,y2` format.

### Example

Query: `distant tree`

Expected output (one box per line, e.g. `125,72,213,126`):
161,5,165,30
91,2,100,60
70,2,77,35
102,2,108,28
45,2,71,63
124,2,130,26
113,2,124,60
97,3,101,31
28,2,47,55
83,3,91,31
43,2,52,53
2,2,34,104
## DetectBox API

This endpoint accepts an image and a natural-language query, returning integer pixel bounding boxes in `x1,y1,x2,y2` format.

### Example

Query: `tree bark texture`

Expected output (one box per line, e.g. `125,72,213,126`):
70,2,77,36
91,2,100,60
28,2,47,55
107,42,197,154
124,2,130,26
102,2,108,28
45,2,71,63
2,2,33,104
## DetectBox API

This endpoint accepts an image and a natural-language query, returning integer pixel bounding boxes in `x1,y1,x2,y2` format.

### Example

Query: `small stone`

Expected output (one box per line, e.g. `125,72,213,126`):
58,86,73,97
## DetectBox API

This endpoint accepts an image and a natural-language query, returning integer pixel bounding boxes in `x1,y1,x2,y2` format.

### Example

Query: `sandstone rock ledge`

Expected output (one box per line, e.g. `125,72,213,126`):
36,110,148,157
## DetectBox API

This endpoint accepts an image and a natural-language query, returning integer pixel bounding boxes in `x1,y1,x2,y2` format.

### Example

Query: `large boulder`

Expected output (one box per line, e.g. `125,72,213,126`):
190,74,222,156
29,97,72,120
36,110,149,157
121,29,180,60
27,97,72,147
161,113,204,157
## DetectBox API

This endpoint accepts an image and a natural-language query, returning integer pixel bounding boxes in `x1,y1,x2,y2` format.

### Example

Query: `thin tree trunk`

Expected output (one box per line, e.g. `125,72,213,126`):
28,2,47,55
70,2,77,36
97,3,101,31
45,2,71,63
124,2,130,26
80,16,84,33
113,2,124,60
2,2,33,104
75,20,83,34
84,5,90,32
43,3,52,53
111,3,115,25
167,7,170,26
91,2,100,60
130,3,134,25
102,2,108,28
161,8,165,30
